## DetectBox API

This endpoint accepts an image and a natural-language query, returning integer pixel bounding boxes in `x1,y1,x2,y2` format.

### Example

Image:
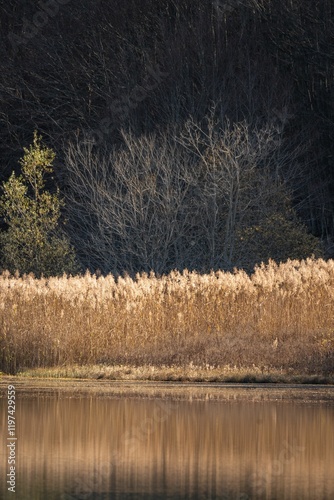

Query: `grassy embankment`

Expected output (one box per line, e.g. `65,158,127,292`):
1,258,334,383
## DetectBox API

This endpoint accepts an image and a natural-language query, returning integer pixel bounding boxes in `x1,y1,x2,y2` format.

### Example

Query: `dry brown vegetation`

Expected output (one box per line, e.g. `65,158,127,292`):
1,258,334,378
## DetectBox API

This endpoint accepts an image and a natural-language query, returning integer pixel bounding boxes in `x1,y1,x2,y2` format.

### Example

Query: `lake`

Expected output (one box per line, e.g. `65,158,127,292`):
1,379,334,499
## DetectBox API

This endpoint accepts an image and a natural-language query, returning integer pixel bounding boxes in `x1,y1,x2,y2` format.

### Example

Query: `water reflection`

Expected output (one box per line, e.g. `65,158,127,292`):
1,389,334,499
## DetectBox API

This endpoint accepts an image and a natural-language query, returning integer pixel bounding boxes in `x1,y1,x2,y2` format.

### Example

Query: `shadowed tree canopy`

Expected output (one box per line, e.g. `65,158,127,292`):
0,0,333,273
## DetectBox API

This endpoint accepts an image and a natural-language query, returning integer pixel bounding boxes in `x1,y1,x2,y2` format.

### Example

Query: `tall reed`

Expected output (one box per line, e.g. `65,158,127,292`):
1,258,333,375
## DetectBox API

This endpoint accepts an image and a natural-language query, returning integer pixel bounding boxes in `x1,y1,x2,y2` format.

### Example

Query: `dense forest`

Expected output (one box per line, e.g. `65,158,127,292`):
0,0,333,275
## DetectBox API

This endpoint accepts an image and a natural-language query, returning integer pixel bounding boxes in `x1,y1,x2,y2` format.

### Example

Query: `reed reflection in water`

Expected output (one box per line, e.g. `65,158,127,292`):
1,394,334,499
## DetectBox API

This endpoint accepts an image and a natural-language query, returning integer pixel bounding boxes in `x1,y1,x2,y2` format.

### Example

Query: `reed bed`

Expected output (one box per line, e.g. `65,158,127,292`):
1,258,334,377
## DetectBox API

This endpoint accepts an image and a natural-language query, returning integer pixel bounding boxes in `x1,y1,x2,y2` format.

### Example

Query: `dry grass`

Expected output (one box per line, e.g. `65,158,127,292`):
1,258,334,378
16,364,334,384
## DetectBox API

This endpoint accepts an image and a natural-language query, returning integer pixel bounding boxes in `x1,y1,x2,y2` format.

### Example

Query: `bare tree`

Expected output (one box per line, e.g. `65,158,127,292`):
178,110,307,269
64,129,202,274
64,112,319,274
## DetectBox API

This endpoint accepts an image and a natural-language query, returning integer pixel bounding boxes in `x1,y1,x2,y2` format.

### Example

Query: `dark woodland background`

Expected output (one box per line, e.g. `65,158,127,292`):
0,0,334,275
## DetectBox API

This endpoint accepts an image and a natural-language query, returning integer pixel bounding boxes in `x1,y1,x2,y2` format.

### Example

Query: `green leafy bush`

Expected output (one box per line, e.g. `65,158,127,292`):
235,212,322,270
0,131,79,277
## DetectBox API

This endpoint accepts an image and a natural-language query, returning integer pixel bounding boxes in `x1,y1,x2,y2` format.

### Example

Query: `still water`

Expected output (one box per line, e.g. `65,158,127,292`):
1,380,334,500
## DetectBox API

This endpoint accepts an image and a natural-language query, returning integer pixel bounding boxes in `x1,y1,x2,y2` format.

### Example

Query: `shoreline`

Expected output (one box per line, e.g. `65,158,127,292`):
1,364,333,386
1,375,334,404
